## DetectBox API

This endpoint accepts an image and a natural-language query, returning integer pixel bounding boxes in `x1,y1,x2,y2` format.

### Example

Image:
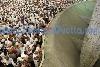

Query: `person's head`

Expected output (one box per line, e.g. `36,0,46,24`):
24,51,27,55
34,51,38,54
21,44,24,47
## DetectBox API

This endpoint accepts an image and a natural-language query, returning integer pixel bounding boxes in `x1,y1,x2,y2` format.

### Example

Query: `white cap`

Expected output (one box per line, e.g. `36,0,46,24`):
1,39,5,42
39,32,43,36
15,42,19,45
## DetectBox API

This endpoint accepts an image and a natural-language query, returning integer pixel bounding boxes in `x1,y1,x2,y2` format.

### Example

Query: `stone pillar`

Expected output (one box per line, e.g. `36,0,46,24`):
80,0,100,67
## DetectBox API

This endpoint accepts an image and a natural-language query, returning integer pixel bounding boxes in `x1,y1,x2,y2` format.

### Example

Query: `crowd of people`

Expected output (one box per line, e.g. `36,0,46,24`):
0,0,76,67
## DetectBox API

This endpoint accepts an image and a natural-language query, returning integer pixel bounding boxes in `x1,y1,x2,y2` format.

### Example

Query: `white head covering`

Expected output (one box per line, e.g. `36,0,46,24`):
35,46,40,52
39,32,43,36
15,42,19,45
2,57,7,65
0,43,3,48
34,38,38,42
7,40,12,46
17,57,24,62
26,41,30,46
0,52,5,57
8,58,16,66
21,53,28,58
1,39,5,42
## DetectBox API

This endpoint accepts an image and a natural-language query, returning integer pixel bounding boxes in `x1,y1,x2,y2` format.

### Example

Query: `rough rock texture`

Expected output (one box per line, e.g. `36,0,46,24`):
80,0,100,67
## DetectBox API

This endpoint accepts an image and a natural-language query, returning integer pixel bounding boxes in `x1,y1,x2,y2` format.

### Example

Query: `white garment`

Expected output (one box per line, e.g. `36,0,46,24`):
15,42,19,45
8,58,16,66
20,47,25,54
21,53,28,58
30,37,33,43
17,57,24,62
31,17,35,23
2,57,8,65
29,44,34,49
24,20,27,25
35,47,40,52
39,32,43,36
35,19,40,24
33,53,38,59
5,40,12,46
26,41,31,46
0,52,5,57
33,53,38,67
1,39,5,42
34,38,38,42
0,43,3,49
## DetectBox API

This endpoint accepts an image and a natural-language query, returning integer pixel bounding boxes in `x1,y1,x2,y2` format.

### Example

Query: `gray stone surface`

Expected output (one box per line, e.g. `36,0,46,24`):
80,0,100,67
42,1,96,67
